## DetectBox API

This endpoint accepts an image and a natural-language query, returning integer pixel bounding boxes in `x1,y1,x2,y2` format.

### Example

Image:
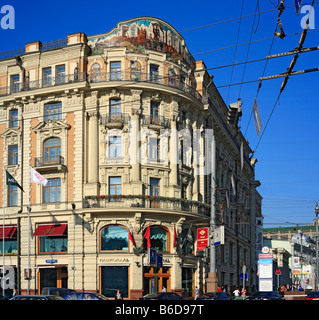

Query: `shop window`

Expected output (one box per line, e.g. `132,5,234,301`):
101,266,128,298
100,225,128,251
0,226,17,254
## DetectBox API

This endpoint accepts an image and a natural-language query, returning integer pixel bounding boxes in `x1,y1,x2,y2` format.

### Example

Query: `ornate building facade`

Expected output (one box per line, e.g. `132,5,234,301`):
0,17,261,298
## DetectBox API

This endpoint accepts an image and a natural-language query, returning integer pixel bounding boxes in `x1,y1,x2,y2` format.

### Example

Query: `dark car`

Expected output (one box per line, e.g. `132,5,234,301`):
197,292,233,300
41,287,75,297
11,295,65,300
63,292,108,300
246,291,285,300
139,292,184,300
306,291,319,300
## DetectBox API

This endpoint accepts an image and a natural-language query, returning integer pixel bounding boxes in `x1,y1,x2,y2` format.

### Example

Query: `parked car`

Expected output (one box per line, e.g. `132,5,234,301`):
63,292,108,300
41,287,75,297
306,291,319,300
11,295,65,300
139,292,184,300
197,292,233,300
246,291,285,300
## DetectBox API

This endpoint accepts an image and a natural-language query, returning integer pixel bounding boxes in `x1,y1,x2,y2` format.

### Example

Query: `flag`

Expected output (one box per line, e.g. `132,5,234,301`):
252,98,262,137
294,0,303,15
186,224,193,244
173,225,177,248
144,224,151,249
5,170,24,192
127,224,136,247
30,167,48,186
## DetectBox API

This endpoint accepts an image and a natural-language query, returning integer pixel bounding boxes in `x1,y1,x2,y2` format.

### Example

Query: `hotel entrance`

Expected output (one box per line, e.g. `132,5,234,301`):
144,266,170,294
38,266,68,294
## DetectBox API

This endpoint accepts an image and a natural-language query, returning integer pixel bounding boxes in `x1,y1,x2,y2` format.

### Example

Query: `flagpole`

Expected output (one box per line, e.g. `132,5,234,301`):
27,167,31,295
2,169,5,298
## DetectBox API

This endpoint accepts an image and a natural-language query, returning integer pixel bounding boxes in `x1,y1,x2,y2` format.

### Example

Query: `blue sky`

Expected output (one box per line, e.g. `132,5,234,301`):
0,0,318,227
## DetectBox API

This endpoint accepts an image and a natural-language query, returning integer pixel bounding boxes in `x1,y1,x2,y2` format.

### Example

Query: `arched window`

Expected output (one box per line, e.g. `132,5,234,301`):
44,138,61,164
144,226,169,252
91,63,101,82
181,229,194,254
130,61,141,81
100,225,129,251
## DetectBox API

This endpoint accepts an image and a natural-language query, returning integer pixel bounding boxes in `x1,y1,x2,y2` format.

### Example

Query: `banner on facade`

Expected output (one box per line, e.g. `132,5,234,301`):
196,227,208,251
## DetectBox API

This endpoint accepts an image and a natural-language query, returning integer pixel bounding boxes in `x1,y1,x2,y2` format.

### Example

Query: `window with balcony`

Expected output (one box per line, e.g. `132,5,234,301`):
168,69,176,87
91,63,101,82
150,178,160,196
109,99,121,121
150,64,159,83
8,145,18,165
43,178,61,203
109,177,121,201
150,102,159,123
56,65,65,84
43,67,52,86
109,136,121,158
130,61,141,81
45,102,62,121
100,225,129,251
9,109,18,127
110,62,121,80
11,75,20,93
44,138,61,164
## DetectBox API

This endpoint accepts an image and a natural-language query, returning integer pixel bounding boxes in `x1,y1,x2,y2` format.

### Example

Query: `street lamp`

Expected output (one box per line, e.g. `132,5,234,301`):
315,201,319,289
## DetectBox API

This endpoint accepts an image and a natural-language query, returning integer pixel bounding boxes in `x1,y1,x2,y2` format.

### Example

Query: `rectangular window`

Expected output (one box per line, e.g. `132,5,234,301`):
11,75,20,93
149,138,159,161
43,67,52,86
39,236,67,254
109,177,121,201
109,136,121,158
9,109,18,127
44,178,61,203
150,178,160,196
150,102,159,120
109,99,121,119
56,65,65,84
9,145,18,165
150,64,159,82
8,185,18,207
0,226,18,254
45,102,62,121
110,62,121,80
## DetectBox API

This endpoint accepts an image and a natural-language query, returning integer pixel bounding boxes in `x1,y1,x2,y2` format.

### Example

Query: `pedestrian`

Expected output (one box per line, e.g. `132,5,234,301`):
162,286,167,292
194,286,199,300
233,287,240,297
115,289,123,300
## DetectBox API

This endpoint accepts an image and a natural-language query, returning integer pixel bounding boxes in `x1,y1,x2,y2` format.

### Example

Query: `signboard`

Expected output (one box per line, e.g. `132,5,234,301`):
156,250,163,268
240,273,248,281
148,248,156,267
258,254,273,292
197,227,209,251
214,226,225,246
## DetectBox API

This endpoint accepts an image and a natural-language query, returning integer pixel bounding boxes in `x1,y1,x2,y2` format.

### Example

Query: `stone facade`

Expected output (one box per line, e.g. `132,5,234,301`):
0,17,261,298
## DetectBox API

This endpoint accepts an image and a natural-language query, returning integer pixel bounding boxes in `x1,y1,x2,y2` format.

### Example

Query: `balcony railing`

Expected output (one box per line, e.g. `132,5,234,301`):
100,113,130,126
142,115,170,128
88,71,202,102
34,155,65,167
0,72,87,97
83,195,210,216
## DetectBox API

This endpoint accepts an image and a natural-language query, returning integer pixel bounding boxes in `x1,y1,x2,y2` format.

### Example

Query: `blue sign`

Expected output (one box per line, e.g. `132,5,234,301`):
294,0,303,15
156,250,163,268
148,249,156,266
240,273,248,281
45,259,57,264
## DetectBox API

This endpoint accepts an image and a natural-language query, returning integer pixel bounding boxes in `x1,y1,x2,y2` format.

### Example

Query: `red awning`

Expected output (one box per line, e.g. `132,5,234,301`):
0,226,17,239
33,224,67,237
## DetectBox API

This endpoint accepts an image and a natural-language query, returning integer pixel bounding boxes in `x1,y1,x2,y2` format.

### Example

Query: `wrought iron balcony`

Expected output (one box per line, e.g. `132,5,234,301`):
142,115,170,128
34,155,66,172
100,113,130,128
0,72,87,97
